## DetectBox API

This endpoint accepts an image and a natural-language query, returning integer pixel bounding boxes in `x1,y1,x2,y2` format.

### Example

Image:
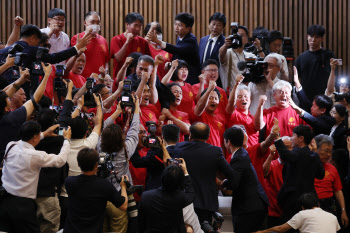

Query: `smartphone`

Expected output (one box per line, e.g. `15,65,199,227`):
58,127,67,136
336,59,342,66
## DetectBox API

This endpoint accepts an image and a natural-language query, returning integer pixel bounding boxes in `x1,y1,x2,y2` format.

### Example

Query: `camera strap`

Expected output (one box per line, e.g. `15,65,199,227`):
31,96,40,112
0,144,16,168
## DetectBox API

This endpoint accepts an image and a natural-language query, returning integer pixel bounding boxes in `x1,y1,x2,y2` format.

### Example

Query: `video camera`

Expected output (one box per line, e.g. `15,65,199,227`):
7,44,27,67
228,22,243,49
53,64,67,93
142,121,161,148
84,77,97,108
120,79,134,108
282,37,294,63
201,212,225,233
31,47,49,76
237,57,268,83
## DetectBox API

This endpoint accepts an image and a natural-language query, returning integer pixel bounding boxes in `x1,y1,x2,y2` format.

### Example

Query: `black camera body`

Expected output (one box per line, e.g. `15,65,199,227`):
167,158,182,166
228,22,243,49
121,79,134,108
84,77,97,108
237,57,268,83
200,212,224,233
334,92,350,103
282,37,294,63
142,121,160,149
31,47,49,76
53,65,67,94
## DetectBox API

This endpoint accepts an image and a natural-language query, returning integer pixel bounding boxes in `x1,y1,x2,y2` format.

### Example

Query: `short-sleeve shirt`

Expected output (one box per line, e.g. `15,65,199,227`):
110,34,150,80
168,109,190,142
287,208,340,233
228,109,259,148
247,143,267,186
264,159,284,217
195,111,225,148
64,174,125,233
68,72,85,88
263,106,306,138
140,104,160,128
175,82,195,119
71,33,109,79
315,163,343,199
149,45,173,80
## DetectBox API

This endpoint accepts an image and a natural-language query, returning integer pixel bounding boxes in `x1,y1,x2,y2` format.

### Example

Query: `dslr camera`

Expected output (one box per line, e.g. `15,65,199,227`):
282,37,294,63
142,121,160,148
120,79,134,108
31,47,49,76
334,92,350,103
237,57,268,83
228,22,243,49
53,65,67,93
84,77,97,108
8,44,27,67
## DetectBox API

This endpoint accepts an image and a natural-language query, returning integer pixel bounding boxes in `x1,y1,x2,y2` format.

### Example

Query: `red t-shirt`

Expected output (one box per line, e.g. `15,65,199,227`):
167,109,190,142
42,66,56,100
228,109,259,148
149,45,172,80
140,104,160,128
110,34,151,80
263,106,306,138
71,33,109,79
247,143,268,187
68,72,85,88
192,83,228,122
174,82,195,121
195,111,226,148
315,163,343,199
129,147,149,202
264,159,284,217
88,102,118,121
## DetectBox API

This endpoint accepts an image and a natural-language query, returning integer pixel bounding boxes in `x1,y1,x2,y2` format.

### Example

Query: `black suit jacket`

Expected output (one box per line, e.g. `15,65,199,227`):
138,175,194,233
164,33,200,85
130,145,175,191
172,140,235,212
198,34,225,65
229,148,269,216
331,122,347,151
301,111,336,136
275,139,325,208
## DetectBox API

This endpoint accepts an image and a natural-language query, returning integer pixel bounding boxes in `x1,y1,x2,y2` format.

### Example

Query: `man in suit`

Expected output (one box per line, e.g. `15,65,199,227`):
146,12,200,85
222,125,269,233
274,125,325,221
172,122,236,224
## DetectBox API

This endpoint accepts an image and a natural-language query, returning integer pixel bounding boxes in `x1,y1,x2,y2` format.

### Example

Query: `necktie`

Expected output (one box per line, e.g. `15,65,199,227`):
203,39,213,63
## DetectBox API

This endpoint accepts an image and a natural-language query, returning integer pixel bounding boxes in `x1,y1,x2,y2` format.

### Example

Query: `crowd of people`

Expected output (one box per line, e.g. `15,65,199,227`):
0,7,349,233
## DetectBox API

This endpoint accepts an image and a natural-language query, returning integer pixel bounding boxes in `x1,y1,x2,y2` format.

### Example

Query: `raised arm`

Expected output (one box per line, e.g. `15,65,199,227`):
6,16,23,47
91,93,103,136
161,108,190,135
161,60,178,85
194,80,216,117
136,72,150,101
4,67,29,98
62,48,87,79
260,118,280,154
263,145,276,178
219,37,231,64
149,55,163,104
195,74,205,103
72,82,87,105
103,80,123,109
226,74,244,114
115,56,134,84
113,33,134,63
0,55,15,76
325,58,339,96
254,95,267,131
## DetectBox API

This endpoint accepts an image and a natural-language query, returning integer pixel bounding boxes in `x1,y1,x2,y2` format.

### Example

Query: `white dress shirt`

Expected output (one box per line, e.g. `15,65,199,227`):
2,140,70,199
40,27,70,65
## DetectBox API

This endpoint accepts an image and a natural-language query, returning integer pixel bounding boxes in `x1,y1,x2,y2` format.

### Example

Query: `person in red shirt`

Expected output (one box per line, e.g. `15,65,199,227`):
161,59,195,120
192,59,228,122
313,134,349,228
255,80,306,139
144,22,172,80
263,137,292,227
71,11,109,79
139,83,160,128
227,74,259,148
110,12,151,80
61,49,87,88
194,80,226,149
158,83,190,142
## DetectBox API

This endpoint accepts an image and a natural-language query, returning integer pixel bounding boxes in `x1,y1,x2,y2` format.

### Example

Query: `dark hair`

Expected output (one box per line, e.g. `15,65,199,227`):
19,121,41,141
161,165,185,192
267,30,284,44
167,82,182,94
298,192,319,209
313,95,333,115
127,52,142,76
175,12,194,28
253,26,269,39
144,22,162,35
85,11,100,20
77,148,99,172
101,124,125,153
92,84,106,94
171,60,189,81
293,125,314,145
209,12,226,27
334,104,347,118
162,124,180,144
190,122,210,141
48,8,66,18
201,59,219,71
223,126,244,147
69,117,88,139
39,32,50,46
36,109,56,131
38,95,52,109
125,12,144,24
20,24,42,40
138,55,155,67
238,25,249,36
307,24,325,37
0,90,8,118
200,88,221,101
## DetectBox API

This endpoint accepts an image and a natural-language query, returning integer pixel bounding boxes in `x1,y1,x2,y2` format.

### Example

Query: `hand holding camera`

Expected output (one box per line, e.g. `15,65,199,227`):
42,62,52,76
119,175,129,189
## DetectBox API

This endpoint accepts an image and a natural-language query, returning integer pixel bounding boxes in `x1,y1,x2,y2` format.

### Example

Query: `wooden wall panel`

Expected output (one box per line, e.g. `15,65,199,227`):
0,0,349,76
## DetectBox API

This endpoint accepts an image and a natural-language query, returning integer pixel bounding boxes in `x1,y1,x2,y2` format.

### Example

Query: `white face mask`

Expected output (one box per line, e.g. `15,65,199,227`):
90,25,100,34
157,33,163,42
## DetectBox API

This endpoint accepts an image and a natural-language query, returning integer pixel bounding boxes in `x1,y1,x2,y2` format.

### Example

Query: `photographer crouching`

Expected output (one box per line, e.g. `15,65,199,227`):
0,121,71,232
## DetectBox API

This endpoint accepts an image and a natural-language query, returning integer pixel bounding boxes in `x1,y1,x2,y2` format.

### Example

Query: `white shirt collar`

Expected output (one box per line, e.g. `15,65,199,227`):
231,148,240,159
209,34,220,43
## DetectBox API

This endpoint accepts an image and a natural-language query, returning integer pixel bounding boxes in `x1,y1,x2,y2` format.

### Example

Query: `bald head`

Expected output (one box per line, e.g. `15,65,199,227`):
190,122,210,141
282,136,292,151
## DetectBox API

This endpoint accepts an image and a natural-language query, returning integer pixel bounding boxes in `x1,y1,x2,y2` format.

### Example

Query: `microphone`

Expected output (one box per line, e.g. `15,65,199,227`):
237,61,247,71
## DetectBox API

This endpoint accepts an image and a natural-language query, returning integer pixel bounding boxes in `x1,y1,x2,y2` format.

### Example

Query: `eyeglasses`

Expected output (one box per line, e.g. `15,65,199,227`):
139,130,147,134
204,69,219,73
51,17,65,23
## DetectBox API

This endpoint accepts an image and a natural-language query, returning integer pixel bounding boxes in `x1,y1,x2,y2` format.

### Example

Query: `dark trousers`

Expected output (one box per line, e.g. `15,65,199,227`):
194,208,213,224
0,194,40,233
59,196,69,230
233,209,267,233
